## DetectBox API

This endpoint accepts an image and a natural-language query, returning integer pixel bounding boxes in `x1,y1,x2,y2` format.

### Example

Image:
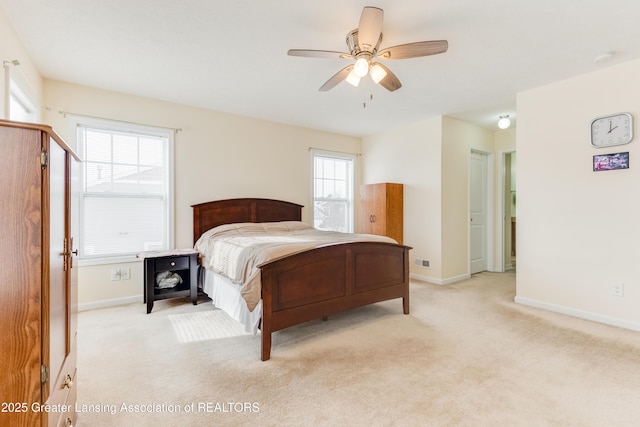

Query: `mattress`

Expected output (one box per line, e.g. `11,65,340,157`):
194,221,396,312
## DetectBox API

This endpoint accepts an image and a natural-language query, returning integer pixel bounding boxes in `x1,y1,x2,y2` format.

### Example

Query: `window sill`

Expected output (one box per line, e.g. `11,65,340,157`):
78,255,141,267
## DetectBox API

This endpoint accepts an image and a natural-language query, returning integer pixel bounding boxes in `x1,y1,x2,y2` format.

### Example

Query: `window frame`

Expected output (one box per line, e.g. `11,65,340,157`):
71,116,175,266
4,67,40,122
310,149,356,233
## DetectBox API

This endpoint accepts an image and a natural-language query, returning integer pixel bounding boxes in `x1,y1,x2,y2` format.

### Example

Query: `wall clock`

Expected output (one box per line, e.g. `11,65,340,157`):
590,112,633,148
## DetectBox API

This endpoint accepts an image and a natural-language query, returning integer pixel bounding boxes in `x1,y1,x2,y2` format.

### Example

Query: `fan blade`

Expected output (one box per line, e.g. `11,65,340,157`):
358,7,384,51
377,40,448,60
288,49,351,59
319,65,354,91
372,63,402,92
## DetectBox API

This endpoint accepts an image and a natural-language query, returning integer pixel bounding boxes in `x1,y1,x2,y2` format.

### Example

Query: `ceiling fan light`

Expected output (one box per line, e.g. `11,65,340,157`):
498,115,511,129
370,63,387,84
346,70,361,87
353,57,369,77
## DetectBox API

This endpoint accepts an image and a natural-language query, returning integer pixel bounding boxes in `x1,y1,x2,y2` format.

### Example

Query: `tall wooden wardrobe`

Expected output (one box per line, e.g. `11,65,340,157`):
0,120,79,427
360,182,404,244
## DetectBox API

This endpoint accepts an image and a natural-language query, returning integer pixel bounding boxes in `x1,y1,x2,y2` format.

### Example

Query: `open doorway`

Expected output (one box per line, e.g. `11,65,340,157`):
499,151,516,271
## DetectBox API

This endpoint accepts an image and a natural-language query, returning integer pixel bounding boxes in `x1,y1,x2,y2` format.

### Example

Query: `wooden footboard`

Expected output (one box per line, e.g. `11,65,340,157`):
259,241,411,361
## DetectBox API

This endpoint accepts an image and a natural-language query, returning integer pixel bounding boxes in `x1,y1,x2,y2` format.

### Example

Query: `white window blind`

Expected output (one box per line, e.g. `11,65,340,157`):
77,122,173,260
312,150,355,233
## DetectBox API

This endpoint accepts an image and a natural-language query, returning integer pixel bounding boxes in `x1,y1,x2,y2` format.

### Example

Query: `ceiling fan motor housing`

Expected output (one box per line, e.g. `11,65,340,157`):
346,29,382,57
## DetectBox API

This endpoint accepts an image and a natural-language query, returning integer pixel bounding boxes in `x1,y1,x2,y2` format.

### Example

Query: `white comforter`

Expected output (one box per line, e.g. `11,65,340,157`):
194,221,396,311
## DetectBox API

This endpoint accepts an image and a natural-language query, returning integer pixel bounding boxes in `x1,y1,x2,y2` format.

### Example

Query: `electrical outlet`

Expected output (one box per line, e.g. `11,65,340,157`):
415,259,430,268
611,282,624,297
110,269,121,281
120,268,131,280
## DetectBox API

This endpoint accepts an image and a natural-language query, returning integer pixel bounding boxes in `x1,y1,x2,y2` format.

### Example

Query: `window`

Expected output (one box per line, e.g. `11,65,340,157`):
312,150,355,232
75,118,174,262
8,76,38,122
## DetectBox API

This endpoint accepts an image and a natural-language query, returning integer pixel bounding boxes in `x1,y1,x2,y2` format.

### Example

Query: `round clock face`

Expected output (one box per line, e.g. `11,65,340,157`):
590,113,633,148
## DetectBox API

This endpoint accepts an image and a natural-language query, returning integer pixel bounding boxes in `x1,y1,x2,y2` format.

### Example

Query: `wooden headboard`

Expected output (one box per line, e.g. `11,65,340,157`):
191,198,304,243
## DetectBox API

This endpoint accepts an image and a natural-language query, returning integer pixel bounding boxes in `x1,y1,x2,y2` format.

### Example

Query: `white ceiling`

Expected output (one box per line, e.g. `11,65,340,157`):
2,0,640,137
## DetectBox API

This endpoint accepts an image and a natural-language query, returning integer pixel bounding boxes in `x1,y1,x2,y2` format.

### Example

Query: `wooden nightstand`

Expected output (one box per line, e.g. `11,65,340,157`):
139,249,199,313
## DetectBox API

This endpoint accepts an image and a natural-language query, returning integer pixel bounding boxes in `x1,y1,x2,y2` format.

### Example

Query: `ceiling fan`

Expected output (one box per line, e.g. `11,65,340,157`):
287,6,448,92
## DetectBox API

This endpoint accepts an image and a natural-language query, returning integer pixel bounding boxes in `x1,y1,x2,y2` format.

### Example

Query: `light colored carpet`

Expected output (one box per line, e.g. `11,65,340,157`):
168,309,251,343
76,271,640,426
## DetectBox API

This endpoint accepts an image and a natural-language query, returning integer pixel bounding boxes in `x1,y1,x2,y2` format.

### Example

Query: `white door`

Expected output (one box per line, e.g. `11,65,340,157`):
470,151,488,274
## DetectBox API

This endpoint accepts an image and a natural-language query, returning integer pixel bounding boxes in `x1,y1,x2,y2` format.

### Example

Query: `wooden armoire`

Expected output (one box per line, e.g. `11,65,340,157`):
0,120,79,427
360,182,404,244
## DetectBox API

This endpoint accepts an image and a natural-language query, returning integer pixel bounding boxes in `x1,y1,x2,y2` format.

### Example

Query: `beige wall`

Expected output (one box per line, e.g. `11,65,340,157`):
10,2,636,332
362,116,503,284
495,126,517,152
362,116,444,280
516,58,640,330
42,80,361,309
441,117,495,279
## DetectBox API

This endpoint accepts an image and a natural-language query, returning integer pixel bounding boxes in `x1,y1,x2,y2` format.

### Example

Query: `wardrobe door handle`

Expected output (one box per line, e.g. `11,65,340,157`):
63,373,73,389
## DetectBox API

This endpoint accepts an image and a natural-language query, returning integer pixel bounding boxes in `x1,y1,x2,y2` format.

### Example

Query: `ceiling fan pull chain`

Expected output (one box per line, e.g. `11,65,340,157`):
362,92,374,108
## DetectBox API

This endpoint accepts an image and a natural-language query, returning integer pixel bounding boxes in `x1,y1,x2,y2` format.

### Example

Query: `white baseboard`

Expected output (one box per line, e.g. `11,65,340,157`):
410,272,471,286
514,296,640,332
442,273,472,285
78,295,142,312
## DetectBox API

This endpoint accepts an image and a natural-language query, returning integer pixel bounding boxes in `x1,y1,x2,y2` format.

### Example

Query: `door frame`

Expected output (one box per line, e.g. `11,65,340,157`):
469,149,495,274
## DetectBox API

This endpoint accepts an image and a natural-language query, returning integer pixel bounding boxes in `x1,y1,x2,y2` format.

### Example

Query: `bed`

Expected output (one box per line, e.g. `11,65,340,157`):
192,198,411,360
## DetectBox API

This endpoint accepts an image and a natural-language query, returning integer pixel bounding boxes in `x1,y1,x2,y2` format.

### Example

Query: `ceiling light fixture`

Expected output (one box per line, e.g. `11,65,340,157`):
345,70,361,87
370,63,387,84
353,57,370,77
289,7,449,93
498,115,511,129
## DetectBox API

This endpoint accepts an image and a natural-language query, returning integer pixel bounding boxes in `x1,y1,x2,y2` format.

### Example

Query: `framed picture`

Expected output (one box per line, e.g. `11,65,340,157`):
593,152,629,172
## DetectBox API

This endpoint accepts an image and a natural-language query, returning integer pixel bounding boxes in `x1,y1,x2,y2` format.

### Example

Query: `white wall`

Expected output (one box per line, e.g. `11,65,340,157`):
516,58,640,330
42,80,362,309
